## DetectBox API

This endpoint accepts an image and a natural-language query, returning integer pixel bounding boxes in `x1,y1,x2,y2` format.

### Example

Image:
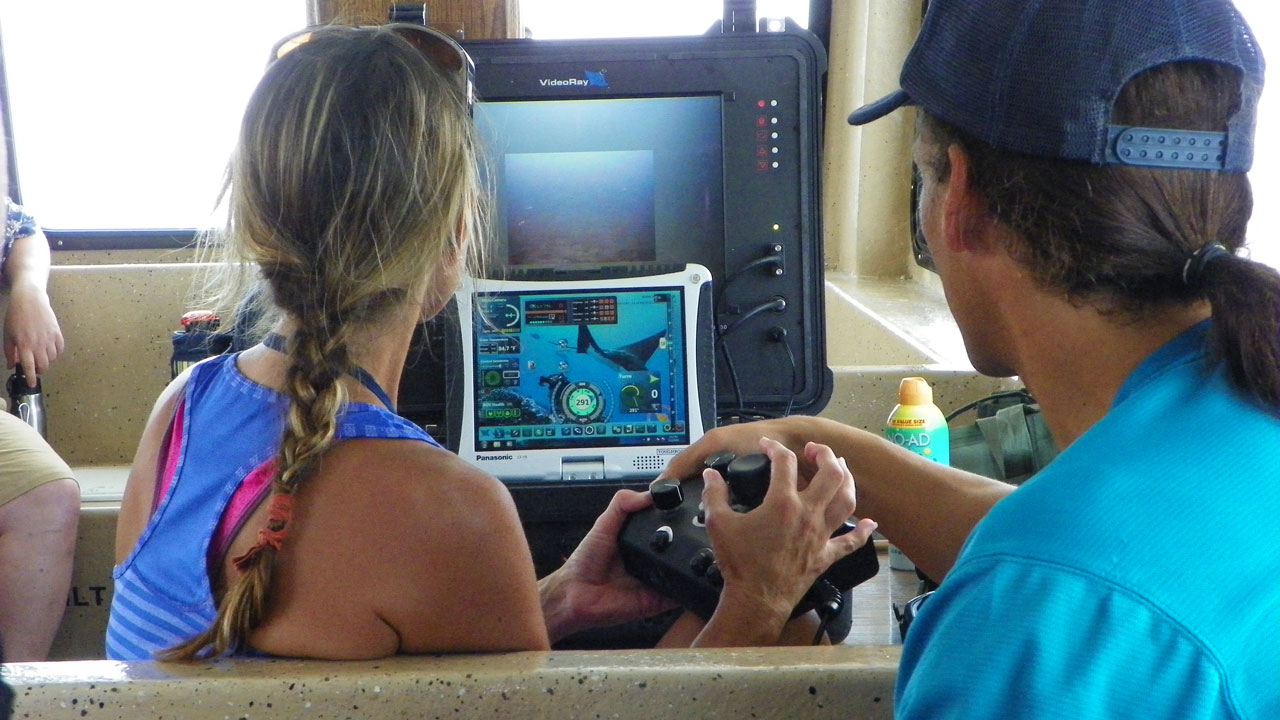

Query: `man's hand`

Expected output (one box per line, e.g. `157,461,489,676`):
660,417,823,485
539,489,679,642
691,437,877,646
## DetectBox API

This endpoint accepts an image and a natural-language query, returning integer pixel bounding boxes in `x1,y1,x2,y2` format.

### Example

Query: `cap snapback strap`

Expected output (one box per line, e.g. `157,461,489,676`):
1106,126,1230,170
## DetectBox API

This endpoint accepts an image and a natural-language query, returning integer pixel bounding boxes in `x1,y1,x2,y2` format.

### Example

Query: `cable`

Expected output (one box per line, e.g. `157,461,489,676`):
719,340,746,411
944,388,1037,422
809,580,844,645
724,254,783,284
715,255,782,326
717,406,784,423
720,296,786,338
711,253,785,417
715,296,786,413
812,616,831,646
775,327,799,418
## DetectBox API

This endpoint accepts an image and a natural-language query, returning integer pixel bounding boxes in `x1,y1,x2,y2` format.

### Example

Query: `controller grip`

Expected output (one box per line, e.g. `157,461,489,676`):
618,459,880,626
791,526,879,619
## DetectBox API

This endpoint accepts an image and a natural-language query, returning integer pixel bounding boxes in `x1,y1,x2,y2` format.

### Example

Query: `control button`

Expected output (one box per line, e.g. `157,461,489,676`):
650,525,674,552
704,451,736,476
693,508,706,527
689,547,715,576
706,562,724,588
650,480,684,511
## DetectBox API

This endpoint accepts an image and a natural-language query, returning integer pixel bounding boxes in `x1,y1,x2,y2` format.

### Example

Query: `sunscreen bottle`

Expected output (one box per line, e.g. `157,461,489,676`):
883,377,949,570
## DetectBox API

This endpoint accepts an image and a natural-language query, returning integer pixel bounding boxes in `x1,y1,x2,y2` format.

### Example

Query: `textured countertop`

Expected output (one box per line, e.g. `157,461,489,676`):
5,646,901,719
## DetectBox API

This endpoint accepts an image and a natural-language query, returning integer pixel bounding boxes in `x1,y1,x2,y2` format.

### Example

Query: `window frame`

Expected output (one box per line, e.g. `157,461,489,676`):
2,1,825,253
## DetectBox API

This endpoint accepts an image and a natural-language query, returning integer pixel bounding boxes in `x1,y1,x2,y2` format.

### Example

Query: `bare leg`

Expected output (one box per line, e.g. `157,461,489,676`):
0,478,79,661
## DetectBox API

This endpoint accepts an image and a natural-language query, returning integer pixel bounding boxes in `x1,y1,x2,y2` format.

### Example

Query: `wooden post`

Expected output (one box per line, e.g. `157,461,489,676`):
307,0,522,39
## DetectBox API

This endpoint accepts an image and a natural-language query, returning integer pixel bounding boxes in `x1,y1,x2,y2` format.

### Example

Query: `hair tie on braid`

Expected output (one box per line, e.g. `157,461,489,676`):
230,493,296,571
1182,244,1232,287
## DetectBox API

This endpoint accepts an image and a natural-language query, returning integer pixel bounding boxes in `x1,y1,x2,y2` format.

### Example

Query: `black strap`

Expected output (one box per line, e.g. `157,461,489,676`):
262,332,396,411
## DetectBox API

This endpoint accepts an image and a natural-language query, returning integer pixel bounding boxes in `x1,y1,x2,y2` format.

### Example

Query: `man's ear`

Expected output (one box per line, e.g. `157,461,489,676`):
940,144,995,255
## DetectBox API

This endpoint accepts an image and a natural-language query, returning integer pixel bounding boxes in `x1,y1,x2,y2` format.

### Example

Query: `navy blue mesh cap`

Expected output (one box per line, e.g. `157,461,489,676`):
848,0,1264,172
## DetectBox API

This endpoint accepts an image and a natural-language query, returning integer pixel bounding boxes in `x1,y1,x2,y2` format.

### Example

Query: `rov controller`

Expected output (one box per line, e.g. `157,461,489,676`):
619,452,879,624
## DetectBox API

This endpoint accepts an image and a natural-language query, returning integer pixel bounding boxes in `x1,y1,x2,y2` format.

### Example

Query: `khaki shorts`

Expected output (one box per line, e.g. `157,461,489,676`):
0,411,75,507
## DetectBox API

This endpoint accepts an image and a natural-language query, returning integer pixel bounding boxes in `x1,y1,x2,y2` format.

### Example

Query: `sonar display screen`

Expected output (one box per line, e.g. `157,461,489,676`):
472,287,689,451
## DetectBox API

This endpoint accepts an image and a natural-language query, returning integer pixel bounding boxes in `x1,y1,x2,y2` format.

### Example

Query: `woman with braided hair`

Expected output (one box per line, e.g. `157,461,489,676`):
105,24,871,661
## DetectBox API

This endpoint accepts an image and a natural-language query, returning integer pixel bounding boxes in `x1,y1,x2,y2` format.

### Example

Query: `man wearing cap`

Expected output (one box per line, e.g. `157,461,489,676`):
664,0,1279,716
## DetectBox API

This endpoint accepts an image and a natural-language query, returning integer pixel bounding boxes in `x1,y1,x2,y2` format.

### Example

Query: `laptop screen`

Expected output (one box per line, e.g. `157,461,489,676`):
472,286,690,453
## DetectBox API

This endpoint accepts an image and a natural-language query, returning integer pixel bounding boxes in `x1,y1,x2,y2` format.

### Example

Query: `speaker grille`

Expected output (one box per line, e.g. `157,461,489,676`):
633,455,665,472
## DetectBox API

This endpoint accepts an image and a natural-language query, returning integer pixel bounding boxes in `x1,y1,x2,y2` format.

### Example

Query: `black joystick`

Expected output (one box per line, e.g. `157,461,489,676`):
725,453,769,508
619,452,879,637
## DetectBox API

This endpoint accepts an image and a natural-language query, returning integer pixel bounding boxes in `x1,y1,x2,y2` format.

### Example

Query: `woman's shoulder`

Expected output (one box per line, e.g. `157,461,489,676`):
261,436,546,656
311,438,515,525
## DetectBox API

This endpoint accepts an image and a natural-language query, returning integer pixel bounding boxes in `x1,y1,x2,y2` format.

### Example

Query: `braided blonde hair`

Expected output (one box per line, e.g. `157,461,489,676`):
165,25,484,659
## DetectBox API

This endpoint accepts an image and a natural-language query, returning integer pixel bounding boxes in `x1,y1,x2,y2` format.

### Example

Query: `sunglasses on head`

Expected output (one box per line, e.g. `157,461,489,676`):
268,23,475,114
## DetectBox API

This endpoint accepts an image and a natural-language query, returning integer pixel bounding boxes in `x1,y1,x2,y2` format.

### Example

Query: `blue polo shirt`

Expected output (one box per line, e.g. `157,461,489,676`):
897,322,1280,719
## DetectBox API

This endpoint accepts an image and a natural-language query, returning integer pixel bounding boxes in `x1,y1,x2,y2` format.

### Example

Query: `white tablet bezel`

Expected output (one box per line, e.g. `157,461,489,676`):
456,265,711,484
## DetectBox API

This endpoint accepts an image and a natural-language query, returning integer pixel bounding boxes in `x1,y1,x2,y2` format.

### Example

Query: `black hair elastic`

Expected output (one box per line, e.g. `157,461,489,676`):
1182,244,1232,287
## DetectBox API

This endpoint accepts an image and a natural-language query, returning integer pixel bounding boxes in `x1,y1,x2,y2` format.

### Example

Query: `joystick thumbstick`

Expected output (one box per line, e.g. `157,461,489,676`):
650,525,674,552
704,451,736,476
689,547,716,577
725,453,770,508
705,562,724,588
650,479,684,511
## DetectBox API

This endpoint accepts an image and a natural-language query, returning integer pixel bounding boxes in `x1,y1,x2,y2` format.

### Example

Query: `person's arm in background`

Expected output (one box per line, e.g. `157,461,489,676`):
661,416,1015,582
2,204,63,384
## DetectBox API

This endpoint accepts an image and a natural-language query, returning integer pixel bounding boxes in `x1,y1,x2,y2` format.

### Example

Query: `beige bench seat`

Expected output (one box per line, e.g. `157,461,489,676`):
6,646,900,719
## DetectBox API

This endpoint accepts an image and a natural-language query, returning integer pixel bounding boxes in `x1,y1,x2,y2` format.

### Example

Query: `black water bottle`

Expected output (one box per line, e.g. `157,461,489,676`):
7,365,46,438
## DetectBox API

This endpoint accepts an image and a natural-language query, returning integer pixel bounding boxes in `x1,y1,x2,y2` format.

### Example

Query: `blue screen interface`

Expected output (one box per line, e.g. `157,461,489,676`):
473,287,689,451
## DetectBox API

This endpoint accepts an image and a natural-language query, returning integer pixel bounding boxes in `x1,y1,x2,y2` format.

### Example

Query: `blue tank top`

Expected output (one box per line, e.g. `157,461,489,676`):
106,352,442,660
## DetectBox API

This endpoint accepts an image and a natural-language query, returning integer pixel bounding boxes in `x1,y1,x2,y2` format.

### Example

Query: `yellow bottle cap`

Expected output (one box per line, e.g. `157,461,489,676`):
898,376,933,405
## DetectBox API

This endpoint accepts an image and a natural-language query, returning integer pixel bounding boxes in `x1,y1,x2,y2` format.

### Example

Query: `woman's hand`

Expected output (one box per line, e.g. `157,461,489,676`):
539,489,679,642
692,437,877,647
4,280,64,384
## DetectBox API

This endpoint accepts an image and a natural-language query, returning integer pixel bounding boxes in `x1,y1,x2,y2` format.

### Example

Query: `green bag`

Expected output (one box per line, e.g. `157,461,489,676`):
947,390,1059,485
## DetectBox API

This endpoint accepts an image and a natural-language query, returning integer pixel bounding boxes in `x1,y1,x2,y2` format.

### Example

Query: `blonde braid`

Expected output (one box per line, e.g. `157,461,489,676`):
160,315,353,660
